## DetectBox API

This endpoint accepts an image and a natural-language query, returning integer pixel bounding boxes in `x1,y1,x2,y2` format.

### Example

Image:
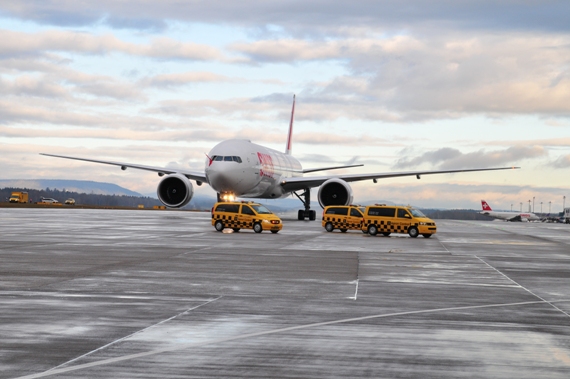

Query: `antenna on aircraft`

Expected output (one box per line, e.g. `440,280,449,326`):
285,94,295,155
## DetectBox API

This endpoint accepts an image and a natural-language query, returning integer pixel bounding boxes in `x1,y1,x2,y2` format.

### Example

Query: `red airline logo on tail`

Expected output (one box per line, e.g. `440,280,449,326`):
481,200,492,211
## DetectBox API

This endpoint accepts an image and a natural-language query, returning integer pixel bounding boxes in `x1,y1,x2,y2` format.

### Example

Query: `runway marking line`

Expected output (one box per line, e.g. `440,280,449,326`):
13,299,570,379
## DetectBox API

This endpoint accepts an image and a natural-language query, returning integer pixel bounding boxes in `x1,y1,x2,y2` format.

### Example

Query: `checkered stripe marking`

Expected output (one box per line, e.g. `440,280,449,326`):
323,216,362,229
213,214,258,228
364,220,416,232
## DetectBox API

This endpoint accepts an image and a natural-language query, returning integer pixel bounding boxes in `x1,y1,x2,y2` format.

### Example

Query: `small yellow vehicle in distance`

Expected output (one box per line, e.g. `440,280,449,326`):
362,204,437,238
211,201,282,233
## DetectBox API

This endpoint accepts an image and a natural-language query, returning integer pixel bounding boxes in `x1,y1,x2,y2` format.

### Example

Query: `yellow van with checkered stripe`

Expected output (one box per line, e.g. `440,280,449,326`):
362,204,436,238
211,201,282,233
322,205,365,233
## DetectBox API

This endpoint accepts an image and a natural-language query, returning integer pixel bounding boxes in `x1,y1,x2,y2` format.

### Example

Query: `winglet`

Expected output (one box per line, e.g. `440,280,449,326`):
285,94,295,155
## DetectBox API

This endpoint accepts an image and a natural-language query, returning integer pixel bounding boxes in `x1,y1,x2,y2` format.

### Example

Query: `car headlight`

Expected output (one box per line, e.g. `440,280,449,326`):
419,222,427,225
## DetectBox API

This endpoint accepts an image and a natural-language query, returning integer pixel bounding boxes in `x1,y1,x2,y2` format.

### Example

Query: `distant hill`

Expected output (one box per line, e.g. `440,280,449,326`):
0,179,141,196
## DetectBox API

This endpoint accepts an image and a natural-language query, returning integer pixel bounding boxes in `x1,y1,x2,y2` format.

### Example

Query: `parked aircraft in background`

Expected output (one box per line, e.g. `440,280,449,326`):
480,200,540,222
41,96,519,220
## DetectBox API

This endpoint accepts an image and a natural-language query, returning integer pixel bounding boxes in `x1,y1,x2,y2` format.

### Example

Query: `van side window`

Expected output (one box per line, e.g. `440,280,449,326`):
241,205,255,215
398,209,411,218
350,208,363,217
368,207,396,217
325,207,348,216
216,204,239,213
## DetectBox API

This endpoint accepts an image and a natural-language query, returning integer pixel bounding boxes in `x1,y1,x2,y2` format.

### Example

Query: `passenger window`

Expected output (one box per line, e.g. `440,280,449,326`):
398,209,411,218
368,207,395,217
350,208,363,217
216,204,239,213
326,207,348,216
241,205,255,215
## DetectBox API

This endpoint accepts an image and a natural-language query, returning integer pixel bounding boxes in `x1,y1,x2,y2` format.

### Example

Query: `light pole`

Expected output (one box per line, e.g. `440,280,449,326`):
528,200,531,212
520,202,522,212
549,201,551,214
564,196,566,211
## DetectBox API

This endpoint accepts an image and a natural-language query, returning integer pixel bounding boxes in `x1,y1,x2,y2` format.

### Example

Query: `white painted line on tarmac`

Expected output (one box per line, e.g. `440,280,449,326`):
46,296,222,373
15,299,569,379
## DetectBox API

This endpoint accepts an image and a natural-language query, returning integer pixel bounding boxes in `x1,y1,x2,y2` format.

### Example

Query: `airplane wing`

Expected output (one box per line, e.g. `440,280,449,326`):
280,166,519,192
40,153,208,183
302,164,364,174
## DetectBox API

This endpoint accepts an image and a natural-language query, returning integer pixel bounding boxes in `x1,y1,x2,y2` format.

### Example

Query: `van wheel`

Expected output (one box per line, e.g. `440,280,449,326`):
382,232,391,237
253,223,263,233
408,226,419,238
367,225,378,236
422,234,432,238
325,222,334,232
214,220,224,232
271,230,279,234
340,229,348,233
232,228,240,232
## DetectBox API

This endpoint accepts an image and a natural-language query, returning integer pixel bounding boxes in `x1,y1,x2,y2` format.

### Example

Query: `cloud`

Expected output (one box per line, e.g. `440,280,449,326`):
140,72,239,88
0,30,226,61
552,154,570,168
394,146,547,169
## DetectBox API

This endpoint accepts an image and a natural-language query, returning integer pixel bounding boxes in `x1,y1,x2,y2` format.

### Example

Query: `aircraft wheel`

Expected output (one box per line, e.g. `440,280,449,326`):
408,226,419,238
382,232,391,237
297,210,305,220
422,234,432,238
214,220,224,232
253,223,263,233
309,210,316,221
367,225,378,236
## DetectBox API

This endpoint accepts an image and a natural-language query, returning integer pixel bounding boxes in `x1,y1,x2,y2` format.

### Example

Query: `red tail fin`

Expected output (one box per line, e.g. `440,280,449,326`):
285,94,295,155
481,200,492,211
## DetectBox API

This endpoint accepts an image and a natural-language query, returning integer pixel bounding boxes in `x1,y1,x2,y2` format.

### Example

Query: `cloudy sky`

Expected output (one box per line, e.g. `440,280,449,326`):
1,0,569,211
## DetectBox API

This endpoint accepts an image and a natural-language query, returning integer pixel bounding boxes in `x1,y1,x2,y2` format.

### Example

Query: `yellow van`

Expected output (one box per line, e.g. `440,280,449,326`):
322,205,365,232
211,201,282,233
362,204,436,238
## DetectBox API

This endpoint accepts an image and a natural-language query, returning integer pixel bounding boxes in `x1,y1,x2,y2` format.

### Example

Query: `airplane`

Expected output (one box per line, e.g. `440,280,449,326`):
41,95,519,221
479,200,540,222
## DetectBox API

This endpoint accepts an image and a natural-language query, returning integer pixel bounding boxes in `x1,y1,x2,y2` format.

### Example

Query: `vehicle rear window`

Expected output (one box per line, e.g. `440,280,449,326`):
367,207,395,217
325,207,348,216
215,204,239,213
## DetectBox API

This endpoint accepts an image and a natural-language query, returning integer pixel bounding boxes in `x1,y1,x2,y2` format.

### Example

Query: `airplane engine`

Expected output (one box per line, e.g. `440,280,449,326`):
157,173,194,208
317,178,354,208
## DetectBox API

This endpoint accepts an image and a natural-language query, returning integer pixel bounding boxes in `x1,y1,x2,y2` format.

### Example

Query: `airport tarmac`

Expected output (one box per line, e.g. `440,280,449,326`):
1,208,570,379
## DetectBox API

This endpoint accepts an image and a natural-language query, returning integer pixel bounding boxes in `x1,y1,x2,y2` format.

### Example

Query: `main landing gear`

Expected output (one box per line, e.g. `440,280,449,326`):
293,188,316,221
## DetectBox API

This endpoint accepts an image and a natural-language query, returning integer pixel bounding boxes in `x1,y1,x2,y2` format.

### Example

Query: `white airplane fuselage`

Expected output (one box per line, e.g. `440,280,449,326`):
480,210,540,222
205,139,302,199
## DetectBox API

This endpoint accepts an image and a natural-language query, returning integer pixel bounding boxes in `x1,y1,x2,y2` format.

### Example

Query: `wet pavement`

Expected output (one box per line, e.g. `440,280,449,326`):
1,208,569,378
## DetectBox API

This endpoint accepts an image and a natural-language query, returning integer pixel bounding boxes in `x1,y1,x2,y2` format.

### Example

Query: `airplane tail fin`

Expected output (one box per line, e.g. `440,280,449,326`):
285,94,295,155
481,200,492,211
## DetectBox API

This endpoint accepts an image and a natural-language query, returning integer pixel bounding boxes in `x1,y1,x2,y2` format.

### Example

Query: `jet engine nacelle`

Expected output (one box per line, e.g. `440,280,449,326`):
157,173,194,208
317,178,354,208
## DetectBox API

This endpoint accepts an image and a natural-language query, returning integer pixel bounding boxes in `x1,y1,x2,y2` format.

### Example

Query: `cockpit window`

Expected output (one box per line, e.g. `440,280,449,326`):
211,155,242,163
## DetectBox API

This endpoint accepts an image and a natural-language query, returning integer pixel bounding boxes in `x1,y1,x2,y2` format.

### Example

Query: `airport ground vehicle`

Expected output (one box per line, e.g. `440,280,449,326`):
64,198,76,205
38,197,60,204
9,191,28,203
211,201,282,233
362,204,437,238
322,205,365,232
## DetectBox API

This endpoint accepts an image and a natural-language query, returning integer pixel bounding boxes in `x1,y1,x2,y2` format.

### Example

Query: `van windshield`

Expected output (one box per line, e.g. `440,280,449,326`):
251,205,273,214
409,208,426,218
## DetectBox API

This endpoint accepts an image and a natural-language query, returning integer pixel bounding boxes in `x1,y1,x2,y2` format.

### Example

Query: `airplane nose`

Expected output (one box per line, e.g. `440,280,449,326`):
207,163,249,193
